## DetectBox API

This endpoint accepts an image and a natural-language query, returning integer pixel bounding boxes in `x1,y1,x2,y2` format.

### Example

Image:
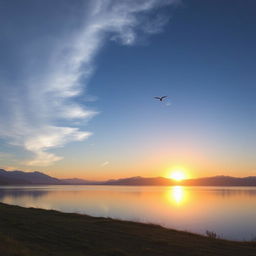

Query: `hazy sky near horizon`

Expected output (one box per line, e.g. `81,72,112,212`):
0,0,255,179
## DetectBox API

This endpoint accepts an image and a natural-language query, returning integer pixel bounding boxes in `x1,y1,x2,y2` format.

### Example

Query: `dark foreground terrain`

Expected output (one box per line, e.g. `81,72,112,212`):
0,203,255,256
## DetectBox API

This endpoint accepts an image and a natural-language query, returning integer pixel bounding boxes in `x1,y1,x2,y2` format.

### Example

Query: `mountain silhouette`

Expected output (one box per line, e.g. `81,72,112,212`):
1,169,256,186
0,169,61,185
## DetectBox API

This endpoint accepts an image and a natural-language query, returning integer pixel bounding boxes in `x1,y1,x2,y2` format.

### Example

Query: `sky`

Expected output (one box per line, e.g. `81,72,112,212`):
0,0,255,180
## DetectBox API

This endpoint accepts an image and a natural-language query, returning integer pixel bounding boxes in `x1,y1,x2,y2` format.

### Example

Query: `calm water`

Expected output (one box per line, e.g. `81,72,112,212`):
0,185,256,241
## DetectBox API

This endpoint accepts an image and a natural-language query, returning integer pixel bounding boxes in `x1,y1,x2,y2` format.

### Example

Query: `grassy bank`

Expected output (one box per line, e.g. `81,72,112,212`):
0,203,255,256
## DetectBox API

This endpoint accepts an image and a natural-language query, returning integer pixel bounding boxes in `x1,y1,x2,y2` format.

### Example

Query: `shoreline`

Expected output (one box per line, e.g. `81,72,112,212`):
0,203,256,256
2,184,256,187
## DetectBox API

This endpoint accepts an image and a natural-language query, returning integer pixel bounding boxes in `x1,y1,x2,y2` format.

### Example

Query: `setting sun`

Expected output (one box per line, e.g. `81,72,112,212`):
168,169,187,181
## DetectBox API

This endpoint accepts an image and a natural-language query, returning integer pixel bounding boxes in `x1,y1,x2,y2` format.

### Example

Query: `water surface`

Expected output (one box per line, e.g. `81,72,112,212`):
0,185,256,241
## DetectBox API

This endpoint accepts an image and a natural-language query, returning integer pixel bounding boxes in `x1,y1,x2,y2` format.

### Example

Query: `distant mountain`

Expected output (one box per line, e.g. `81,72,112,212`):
181,176,256,186
102,176,175,186
0,169,62,185
104,176,256,186
62,178,101,185
0,169,29,185
1,168,256,186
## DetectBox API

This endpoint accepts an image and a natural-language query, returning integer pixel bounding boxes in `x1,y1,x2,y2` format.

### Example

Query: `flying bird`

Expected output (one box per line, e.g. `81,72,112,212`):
154,96,168,101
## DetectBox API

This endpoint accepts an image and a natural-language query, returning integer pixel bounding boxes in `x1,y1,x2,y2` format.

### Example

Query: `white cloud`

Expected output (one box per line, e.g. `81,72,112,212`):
0,0,179,166
23,126,91,166
101,161,110,167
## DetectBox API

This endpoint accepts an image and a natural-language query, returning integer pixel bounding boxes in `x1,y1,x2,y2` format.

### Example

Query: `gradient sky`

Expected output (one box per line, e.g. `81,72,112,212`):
0,0,255,180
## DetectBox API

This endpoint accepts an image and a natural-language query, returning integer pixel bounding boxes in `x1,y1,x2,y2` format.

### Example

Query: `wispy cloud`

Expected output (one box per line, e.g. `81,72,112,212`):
0,0,179,166
101,161,110,167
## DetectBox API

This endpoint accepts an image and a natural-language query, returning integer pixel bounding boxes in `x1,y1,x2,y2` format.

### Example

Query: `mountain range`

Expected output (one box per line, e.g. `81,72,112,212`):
1,168,256,186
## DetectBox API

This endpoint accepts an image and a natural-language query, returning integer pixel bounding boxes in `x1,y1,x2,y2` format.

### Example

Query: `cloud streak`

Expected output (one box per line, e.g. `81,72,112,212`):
0,0,178,166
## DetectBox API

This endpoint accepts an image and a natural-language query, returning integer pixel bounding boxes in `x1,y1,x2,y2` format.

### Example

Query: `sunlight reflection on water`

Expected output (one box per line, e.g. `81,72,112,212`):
0,185,256,241
167,186,186,205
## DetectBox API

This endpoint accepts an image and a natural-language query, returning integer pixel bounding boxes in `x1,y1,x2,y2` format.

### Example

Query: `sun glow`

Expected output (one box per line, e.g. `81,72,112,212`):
168,169,187,182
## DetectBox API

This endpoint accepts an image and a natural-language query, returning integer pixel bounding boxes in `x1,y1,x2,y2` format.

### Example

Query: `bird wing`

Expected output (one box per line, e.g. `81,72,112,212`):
161,96,168,99
154,97,161,99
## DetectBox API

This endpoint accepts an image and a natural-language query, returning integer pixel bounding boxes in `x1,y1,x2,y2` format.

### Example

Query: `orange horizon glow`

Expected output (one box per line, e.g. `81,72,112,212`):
167,167,188,182
3,163,254,182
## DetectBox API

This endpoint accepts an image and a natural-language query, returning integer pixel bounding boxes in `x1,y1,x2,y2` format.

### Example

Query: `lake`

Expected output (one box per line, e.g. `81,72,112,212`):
0,185,255,241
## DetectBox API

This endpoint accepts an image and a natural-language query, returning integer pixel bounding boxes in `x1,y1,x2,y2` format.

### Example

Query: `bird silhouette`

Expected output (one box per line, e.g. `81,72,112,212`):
154,96,167,101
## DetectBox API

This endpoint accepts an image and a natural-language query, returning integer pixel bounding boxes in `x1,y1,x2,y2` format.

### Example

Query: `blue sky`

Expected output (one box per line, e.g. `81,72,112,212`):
0,0,255,179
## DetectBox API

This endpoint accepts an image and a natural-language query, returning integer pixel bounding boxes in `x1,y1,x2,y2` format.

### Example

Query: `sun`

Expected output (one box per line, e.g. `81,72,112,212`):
169,169,186,182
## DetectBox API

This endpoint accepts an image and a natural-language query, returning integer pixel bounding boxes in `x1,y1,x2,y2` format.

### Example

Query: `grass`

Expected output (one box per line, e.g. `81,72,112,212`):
205,230,218,239
0,203,255,256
